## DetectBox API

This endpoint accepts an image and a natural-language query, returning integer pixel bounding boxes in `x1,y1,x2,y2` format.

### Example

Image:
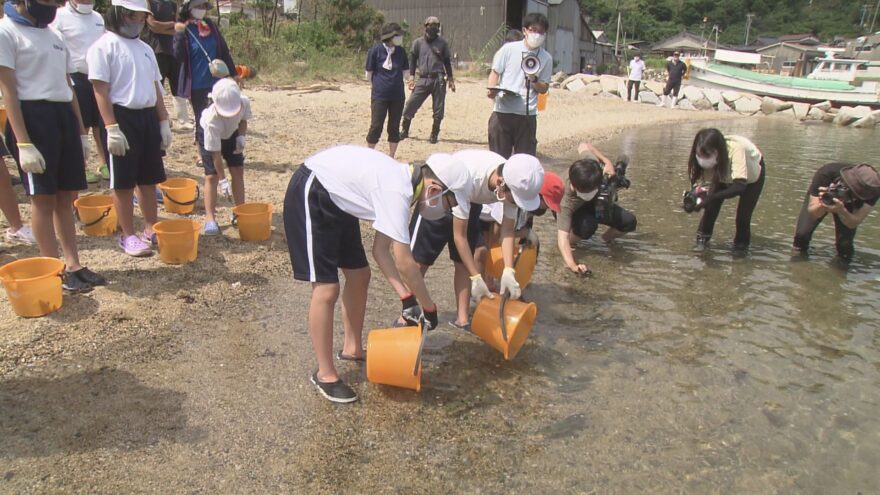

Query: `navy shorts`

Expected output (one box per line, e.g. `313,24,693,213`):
201,130,244,175
283,165,369,283
106,105,166,190
70,73,103,129
409,203,483,266
4,100,87,195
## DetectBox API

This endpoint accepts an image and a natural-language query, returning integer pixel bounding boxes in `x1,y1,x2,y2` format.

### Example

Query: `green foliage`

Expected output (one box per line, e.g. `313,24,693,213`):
580,0,865,45
321,0,384,49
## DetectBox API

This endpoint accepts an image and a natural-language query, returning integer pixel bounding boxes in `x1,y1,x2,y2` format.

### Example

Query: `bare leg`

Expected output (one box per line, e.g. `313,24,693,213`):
388,142,398,158
310,282,341,383
204,174,219,223
30,195,59,257
229,166,245,206
136,184,159,236
366,142,376,149
0,165,24,231
453,261,470,325
91,127,108,168
601,227,625,244
54,190,82,271
340,267,370,359
113,188,136,237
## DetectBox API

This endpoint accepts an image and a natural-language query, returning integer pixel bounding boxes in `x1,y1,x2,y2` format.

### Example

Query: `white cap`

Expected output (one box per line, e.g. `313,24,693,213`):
504,154,544,211
425,153,471,208
210,78,242,117
111,0,152,13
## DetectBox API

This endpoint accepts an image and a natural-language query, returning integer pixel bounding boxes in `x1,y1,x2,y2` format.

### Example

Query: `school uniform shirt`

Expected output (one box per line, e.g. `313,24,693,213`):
305,145,413,244
490,40,552,116
448,149,517,221
87,32,161,109
50,4,105,75
365,42,408,102
200,96,252,152
0,17,73,102
698,135,763,185
484,202,530,230
628,58,646,81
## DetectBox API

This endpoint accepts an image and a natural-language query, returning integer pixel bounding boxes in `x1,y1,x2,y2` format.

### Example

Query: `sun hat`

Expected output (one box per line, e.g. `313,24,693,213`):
380,23,402,41
503,154,545,212
840,163,880,201
210,78,242,117
425,153,470,208
111,0,152,13
539,171,564,213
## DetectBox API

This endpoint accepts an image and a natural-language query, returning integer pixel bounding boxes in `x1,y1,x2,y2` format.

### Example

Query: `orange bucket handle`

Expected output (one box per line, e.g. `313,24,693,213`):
498,295,511,342
412,321,427,376
76,206,112,228
164,186,200,206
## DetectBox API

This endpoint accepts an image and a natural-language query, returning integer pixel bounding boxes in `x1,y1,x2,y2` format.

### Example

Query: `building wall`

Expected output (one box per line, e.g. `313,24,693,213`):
760,45,804,73
546,0,580,73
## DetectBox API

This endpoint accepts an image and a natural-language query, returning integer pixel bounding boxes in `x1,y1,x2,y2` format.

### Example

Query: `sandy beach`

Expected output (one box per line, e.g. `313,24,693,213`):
0,79,743,492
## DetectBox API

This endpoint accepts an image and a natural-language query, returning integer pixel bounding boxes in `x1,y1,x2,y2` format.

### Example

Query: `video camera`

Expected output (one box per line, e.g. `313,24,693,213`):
820,179,854,207
594,155,631,222
682,184,709,213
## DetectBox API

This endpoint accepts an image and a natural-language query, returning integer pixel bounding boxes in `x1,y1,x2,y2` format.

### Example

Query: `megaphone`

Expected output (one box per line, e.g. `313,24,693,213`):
521,54,541,76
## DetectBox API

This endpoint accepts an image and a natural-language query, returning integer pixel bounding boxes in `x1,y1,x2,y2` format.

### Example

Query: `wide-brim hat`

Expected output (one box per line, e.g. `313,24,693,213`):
380,23,403,41
841,163,880,201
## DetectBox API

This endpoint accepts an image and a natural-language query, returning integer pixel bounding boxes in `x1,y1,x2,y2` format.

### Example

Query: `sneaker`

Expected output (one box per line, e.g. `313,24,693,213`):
203,220,221,236
85,170,101,184
70,267,107,287
5,226,36,244
62,271,93,293
98,164,110,180
309,372,358,403
118,234,152,257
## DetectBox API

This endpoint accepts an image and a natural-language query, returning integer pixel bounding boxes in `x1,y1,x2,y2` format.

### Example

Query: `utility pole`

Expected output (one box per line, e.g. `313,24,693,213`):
614,11,622,58
861,4,870,27
871,0,880,34
745,13,754,45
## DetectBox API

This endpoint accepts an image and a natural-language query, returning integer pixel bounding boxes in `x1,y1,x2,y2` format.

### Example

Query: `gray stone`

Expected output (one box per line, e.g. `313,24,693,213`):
599,75,622,95
734,97,761,114
598,91,618,99
693,98,715,111
717,100,733,112
617,79,630,99
565,78,586,92
760,96,792,114
638,91,660,105
677,99,697,111
644,80,665,95
791,102,811,120
822,111,836,123
722,90,743,104
813,100,832,111
552,71,568,84
852,115,877,128
584,82,602,95
702,88,723,106
834,105,872,126
681,85,705,102
806,107,826,120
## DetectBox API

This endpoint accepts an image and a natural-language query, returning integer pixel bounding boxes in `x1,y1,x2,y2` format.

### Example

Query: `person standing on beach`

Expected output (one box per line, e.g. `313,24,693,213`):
486,12,552,159
659,51,687,108
626,54,645,102
399,16,454,145
144,0,190,129
365,22,407,158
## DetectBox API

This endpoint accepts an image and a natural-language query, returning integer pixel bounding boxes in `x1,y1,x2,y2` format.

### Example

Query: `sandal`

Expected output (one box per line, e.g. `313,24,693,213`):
336,350,366,362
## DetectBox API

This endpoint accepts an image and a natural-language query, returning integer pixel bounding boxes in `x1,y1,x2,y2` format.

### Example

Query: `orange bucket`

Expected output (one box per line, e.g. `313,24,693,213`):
74,195,117,236
486,242,538,289
159,178,199,215
0,257,64,317
471,294,537,360
537,91,549,111
153,219,201,264
235,64,257,79
232,202,273,241
366,323,425,392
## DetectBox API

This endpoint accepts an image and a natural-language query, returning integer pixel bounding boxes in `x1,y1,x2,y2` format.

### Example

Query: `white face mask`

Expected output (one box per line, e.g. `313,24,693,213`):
392,35,403,47
191,8,207,19
576,189,598,202
419,186,450,221
71,1,93,14
696,154,717,170
526,32,545,49
494,180,508,202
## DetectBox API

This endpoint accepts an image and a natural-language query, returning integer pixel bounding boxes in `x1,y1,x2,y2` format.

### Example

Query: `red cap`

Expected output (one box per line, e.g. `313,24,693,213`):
540,171,564,213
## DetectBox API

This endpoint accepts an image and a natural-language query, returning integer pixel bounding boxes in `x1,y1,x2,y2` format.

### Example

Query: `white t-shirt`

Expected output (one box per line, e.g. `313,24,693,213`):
628,58,646,81
87,32,160,109
483,202,530,230
200,96,252,152
490,40,553,115
50,4,105,75
305,145,413,244
449,149,517,221
0,18,73,102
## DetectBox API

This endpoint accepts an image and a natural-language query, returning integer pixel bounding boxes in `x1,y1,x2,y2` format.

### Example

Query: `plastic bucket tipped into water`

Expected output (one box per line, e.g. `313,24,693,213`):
366,323,426,391
74,195,117,236
153,219,201,264
486,242,539,289
0,257,65,318
537,92,549,111
471,294,537,360
159,178,200,215
232,202,273,241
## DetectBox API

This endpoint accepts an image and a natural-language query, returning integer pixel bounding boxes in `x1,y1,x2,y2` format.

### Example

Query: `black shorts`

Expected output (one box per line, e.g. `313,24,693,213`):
70,72,103,129
664,80,682,97
4,100,87,195
201,130,245,175
283,165,369,283
409,203,483,266
106,105,166,190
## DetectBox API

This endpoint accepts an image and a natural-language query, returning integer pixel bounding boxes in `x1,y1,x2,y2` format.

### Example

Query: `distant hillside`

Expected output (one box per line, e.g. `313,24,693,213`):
580,0,868,45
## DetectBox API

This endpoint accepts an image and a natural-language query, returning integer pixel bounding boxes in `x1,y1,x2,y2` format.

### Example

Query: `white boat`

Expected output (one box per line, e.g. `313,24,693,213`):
687,49,880,107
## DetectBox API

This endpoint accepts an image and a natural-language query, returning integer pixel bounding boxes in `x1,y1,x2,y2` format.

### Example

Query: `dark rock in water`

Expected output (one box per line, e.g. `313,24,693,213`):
4,472,14,481
733,369,748,383
539,413,588,439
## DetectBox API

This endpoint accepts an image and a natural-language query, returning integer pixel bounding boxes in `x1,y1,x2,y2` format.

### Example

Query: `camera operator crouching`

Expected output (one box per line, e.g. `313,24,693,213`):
556,143,637,275
792,162,880,263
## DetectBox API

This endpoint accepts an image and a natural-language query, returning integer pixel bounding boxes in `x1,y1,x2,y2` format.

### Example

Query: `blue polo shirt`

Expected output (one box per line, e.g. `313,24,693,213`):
365,42,408,101
187,24,218,90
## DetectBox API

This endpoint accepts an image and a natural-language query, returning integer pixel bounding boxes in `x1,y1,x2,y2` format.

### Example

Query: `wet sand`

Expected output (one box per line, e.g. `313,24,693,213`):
0,80,741,492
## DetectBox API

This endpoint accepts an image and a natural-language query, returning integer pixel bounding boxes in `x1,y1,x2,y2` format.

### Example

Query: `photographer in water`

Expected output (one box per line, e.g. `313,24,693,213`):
556,143,637,275
792,162,879,262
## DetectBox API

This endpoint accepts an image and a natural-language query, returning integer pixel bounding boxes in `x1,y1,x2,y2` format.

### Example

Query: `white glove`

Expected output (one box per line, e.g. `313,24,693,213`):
159,120,172,150
17,143,46,174
234,135,246,154
219,177,231,198
80,135,92,158
500,267,522,300
470,274,494,302
105,124,129,156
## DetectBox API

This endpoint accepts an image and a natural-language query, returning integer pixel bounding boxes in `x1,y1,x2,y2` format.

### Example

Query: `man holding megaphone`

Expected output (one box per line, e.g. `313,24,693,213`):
486,12,552,159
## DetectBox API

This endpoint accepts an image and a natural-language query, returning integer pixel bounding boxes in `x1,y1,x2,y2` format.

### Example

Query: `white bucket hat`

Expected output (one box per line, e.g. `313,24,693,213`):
503,154,544,211
210,78,242,117
111,0,152,13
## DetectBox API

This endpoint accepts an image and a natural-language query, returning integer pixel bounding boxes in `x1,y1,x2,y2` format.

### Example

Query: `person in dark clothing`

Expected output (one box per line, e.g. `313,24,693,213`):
365,22,407,158
145,0,189,128
400,16,455,144
792,163,879,263
659,52,687,108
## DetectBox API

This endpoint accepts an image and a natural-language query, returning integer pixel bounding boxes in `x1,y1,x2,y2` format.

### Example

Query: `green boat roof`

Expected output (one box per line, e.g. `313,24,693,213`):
708,63,858,91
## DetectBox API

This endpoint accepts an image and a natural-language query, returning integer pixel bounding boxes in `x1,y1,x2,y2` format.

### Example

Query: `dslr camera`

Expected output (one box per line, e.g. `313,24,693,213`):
820,179,854,206
595,155,632,222
682,185,709,213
